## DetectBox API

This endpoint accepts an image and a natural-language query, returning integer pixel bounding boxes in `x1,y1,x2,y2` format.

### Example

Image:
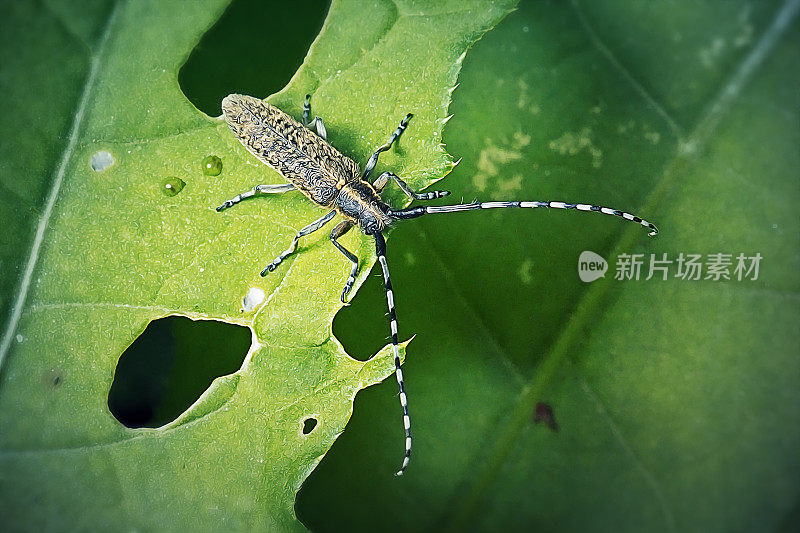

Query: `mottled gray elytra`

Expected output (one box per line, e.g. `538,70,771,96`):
217,93,658,476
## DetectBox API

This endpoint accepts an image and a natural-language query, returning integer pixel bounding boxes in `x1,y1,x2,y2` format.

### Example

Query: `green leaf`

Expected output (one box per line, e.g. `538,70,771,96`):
299,1,800,531
0,0,516,530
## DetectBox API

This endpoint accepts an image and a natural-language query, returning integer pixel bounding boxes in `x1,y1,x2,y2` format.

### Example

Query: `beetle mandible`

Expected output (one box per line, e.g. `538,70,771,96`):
216,93,658,475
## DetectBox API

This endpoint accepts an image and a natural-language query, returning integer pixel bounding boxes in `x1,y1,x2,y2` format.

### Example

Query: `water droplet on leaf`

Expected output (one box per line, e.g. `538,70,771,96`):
242,287,266,312
202,155,222,176
162,177,186,196
90,150,114,172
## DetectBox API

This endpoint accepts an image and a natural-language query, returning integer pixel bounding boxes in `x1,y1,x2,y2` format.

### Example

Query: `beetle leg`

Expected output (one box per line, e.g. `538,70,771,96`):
371,171,391,192
362,113,413,180
262,210,336,275
216,183,296,211
313,117,327,141
302,94,312,127
329,221,357,304
374,171,449,201
302,94,328,140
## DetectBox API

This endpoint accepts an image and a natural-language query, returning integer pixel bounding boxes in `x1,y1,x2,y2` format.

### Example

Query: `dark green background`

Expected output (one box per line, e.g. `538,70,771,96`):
3,0,798,531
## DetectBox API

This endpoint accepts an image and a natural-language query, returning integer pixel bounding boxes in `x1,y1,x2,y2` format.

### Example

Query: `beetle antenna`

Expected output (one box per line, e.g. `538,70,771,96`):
374,231,412,476
388,200,658,236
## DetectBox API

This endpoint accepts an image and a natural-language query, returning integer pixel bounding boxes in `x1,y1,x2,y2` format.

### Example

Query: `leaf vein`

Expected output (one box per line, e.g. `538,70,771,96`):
412,223,525,383
579,377,677,532
0,1,121,378
571,0,683,141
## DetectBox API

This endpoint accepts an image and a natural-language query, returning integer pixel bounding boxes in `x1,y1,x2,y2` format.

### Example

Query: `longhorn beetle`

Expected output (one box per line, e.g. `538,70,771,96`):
216,93,658,476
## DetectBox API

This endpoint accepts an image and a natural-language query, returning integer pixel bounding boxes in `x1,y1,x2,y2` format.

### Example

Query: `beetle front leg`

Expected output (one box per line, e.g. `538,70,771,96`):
373,171,449,201
362,113,413,180
330,221,358,304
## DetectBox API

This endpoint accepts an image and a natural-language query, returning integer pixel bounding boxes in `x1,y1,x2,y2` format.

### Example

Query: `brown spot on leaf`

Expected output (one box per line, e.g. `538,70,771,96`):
41,369,63,389
533,401,558,432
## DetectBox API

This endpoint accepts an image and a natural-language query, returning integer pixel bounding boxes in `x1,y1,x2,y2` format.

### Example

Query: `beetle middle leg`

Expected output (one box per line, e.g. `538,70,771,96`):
302,94,328,140
262,210,336,275
329,220,359,304
373,171,449,201
362,113,414,180
216,183,296,211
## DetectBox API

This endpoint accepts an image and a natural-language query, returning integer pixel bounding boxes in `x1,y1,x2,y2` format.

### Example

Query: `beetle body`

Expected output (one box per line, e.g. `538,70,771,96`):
222,94,392,233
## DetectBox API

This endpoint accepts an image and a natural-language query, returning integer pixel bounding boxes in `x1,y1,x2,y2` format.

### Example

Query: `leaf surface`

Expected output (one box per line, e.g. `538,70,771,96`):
0,0,516,529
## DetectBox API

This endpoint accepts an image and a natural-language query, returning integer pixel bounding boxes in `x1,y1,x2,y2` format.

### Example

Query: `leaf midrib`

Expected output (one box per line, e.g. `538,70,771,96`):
0,2,121,376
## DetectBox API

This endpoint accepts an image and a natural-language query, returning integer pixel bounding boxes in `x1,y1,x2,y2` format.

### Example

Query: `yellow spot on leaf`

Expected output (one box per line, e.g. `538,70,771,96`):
548,127,603,168
518,258,533,284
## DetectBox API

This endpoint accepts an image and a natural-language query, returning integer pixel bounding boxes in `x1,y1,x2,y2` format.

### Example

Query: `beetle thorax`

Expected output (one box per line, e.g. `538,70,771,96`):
334,181,392,233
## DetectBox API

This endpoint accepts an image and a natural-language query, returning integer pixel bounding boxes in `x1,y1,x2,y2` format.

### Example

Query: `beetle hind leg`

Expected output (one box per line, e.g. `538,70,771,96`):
216,183,296,211
262,210,336,275
302,94,312,127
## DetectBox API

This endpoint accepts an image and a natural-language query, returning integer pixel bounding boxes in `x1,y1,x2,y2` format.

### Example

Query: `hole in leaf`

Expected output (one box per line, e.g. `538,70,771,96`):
179,0,329,116
108,316,250,428
333,261,397,362
302,417,318,434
